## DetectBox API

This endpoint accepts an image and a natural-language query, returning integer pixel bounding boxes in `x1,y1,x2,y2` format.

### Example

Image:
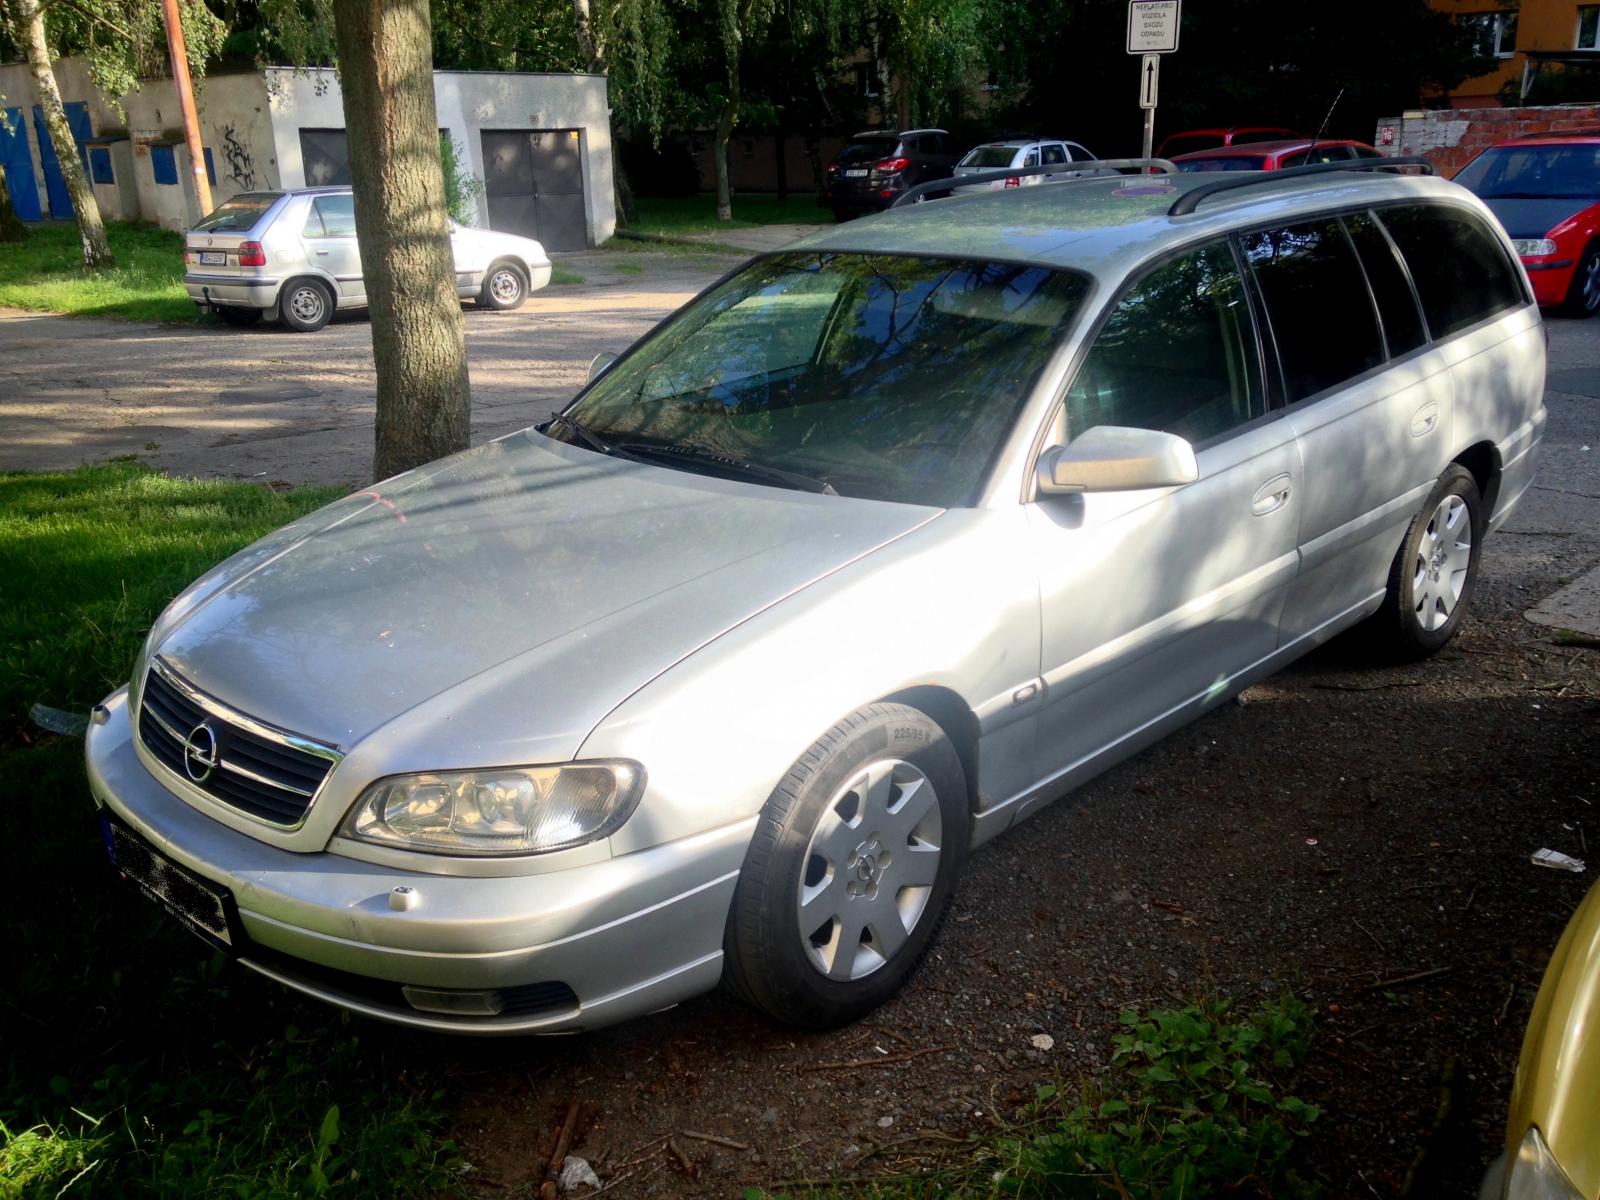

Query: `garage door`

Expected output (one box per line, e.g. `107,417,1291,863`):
1,109,41,222
480,129,587,251
32,102,92,220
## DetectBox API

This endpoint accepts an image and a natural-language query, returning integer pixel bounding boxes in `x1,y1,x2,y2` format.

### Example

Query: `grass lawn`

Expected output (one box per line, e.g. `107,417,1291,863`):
0,463,463,1198
628,194,830,236
0,223,199,323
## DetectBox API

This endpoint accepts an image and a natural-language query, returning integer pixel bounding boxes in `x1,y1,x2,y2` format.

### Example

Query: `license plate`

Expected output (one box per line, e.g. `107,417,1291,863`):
199,251,226,265
845,169,869,178
102,814,234,948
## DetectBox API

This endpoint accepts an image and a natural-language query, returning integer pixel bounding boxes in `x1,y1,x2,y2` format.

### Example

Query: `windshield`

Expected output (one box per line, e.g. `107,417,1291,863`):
960,146,1022,168
1456,144,1600,199
557,253,1090,507
837,139,900,165
192,194,279,232
1176,156,1266,172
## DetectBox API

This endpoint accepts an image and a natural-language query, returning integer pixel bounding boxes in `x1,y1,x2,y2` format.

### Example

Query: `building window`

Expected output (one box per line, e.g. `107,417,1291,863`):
854,61,881,98
1580,6,1600,49
1460,11,1518,58
89,147,114,185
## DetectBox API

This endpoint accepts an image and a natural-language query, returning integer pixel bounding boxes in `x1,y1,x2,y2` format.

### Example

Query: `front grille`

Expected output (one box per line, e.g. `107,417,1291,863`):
138,660,337,826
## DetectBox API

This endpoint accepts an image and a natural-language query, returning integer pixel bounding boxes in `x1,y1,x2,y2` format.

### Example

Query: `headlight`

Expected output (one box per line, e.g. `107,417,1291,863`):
342,763,643,855
1512,238,1558,257
1506,1127,1584,1200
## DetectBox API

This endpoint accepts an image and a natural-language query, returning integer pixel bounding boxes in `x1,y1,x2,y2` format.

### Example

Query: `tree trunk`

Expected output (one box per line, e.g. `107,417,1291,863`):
13,0,112,267
713,71,739,222
331,0,471,481
570,0,631,236
0,165,26,243
773,114,787,203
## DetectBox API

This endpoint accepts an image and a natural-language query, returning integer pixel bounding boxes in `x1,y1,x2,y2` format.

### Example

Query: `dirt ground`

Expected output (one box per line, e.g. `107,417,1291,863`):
9,261,1600,1197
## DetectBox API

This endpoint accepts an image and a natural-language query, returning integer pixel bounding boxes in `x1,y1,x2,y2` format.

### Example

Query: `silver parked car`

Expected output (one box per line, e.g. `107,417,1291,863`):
92,163,1546,1034
182,187,553,331
953,138,1105,191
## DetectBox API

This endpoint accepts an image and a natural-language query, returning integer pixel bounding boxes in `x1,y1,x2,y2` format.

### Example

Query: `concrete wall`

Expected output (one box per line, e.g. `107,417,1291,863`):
1376,103,1600,175
0,58,275,228
265,67,615,245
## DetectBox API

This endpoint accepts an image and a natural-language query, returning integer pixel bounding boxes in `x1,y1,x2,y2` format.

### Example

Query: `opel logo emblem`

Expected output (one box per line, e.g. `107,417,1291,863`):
183,721,219,782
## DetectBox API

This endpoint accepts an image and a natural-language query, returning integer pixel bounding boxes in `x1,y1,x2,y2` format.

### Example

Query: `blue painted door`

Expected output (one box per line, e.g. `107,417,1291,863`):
31,102,92,220
1,108,41,222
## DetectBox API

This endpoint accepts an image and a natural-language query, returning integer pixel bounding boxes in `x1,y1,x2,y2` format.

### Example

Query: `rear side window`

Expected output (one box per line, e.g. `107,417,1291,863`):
1378,204,1525,338
1240,220,1385,403
309,195,357,238
1343,212,1427,357
1067,241,1265,444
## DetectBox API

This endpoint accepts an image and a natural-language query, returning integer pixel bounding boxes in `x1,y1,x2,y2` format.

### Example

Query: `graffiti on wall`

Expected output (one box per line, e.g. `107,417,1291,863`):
221,125,257,189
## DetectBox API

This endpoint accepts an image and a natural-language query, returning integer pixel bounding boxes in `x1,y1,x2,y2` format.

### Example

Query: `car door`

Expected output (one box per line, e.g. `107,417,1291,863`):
1026,240,1302,788
300,193,364,305
1242,212,1454,644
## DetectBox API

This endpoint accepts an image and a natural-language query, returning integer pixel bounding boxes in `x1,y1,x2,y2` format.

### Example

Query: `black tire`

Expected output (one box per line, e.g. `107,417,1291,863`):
1562,242,1600,318
215,306,262,327
279,279,334,332
478,262,528,311
723,703,970,1029
830,207,850,223
1369,464,1484,659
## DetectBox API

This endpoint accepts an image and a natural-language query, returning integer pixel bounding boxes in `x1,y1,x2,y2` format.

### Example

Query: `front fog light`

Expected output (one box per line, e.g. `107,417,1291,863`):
1512,238,1558,257
343,762,642,855
1507,1126,1584,1200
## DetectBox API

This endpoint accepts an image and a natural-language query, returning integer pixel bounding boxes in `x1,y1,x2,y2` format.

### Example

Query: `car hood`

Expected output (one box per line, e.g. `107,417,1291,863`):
151,433,939,755
1481,197,1598,240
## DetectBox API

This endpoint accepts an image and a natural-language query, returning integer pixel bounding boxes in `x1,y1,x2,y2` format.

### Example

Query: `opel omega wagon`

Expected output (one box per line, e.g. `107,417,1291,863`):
90,162,1547,1033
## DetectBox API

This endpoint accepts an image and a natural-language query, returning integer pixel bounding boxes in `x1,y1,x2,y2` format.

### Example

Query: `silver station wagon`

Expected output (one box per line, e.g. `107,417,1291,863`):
90,162,1547,1034
183,187,553,331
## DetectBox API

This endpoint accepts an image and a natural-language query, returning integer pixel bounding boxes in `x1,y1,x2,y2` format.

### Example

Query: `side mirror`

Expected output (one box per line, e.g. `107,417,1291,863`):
1036,425,1198,495
587,351,618,383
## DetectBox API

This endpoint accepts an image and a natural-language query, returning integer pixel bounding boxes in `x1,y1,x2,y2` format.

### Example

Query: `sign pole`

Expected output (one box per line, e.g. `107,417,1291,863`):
1128,0,1179,160
1143,108,1155,159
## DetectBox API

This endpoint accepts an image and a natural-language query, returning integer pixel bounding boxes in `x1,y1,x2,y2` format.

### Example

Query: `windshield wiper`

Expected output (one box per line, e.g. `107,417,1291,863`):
615,440,838,496
544,410,636,460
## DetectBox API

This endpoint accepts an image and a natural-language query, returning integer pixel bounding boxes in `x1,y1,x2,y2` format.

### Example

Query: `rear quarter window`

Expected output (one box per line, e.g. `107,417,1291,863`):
1377,204,1527,338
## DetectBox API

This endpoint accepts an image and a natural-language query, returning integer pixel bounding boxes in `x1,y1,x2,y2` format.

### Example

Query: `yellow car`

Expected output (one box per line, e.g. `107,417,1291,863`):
1484,876,1600,1199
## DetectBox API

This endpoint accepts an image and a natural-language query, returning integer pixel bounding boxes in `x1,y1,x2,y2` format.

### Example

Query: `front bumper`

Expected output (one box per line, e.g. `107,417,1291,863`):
1522,258,1576,308
85,687,749,1034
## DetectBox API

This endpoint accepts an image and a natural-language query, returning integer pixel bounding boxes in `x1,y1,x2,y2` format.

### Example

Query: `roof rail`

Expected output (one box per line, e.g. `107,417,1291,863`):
1166,157,1436,217
889,158,1178,209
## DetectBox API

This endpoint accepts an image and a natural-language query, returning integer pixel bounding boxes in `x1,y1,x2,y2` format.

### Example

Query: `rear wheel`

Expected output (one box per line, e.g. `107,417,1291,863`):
279,280,333,332
1369,464,1483,658
1563,243,1600,317
479,262,527,311
215,306,262,327
723,704,969,1029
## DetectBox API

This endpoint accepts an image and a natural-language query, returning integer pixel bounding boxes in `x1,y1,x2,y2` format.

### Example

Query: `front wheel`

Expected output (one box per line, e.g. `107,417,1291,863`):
1370,464,1483,658
1563,243,1600,317
479,263,527,311
723,704,969,1029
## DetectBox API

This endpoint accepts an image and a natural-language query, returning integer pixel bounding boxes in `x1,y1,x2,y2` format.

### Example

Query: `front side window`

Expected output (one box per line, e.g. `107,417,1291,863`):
1377,204,1526,338
1240,219,1384,403
1042,144,1067,165
1066,242,1265,445
563,254,1090,507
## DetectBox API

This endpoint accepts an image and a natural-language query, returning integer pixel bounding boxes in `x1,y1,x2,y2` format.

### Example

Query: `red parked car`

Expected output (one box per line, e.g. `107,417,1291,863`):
1455,131,1600,316
1170,138,1385,173
1156,126,1300,158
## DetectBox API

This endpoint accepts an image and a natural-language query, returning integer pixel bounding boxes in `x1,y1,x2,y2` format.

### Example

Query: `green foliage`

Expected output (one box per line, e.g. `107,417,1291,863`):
629,194,830,233
0,221,197,322
439,132,484,225
21,0,229,112
0,464,464,1199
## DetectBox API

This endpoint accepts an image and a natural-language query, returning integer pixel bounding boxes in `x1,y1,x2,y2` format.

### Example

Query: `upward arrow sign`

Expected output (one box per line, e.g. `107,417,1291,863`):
1140,53,1159,109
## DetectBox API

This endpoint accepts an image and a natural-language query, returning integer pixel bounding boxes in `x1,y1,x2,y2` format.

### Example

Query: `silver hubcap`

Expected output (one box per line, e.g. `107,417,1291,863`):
1412,494,1472,632
797,758,942,982
289,286,325,324
1583,254,1600,310
490,269,521,304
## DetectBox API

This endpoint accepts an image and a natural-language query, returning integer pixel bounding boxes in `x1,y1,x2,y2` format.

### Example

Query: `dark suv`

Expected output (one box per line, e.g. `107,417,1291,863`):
823,129,959,219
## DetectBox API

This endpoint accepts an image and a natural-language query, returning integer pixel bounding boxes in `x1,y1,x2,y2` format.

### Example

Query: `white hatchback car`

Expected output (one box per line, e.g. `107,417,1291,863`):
183,188,553,332
953,138,1104,191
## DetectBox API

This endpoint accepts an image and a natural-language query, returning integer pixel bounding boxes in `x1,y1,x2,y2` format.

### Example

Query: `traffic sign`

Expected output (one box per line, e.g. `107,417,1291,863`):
1127,0,1180,54
1140,54,1160,108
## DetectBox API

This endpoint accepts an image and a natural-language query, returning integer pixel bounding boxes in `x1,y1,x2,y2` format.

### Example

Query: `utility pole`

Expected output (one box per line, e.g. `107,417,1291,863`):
160,0,212,218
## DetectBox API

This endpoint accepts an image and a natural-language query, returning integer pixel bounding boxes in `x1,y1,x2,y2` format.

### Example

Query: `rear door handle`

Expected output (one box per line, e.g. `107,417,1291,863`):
1252,473,1292,516
1410,401,1439,437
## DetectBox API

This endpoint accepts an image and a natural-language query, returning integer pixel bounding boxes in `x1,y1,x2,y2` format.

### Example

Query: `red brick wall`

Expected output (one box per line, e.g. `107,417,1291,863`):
1378,105,1600,176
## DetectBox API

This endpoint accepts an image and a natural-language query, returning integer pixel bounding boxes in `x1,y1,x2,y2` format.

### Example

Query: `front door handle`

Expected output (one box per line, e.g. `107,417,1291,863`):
1410,401,1439,438
1252,473,1292,516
